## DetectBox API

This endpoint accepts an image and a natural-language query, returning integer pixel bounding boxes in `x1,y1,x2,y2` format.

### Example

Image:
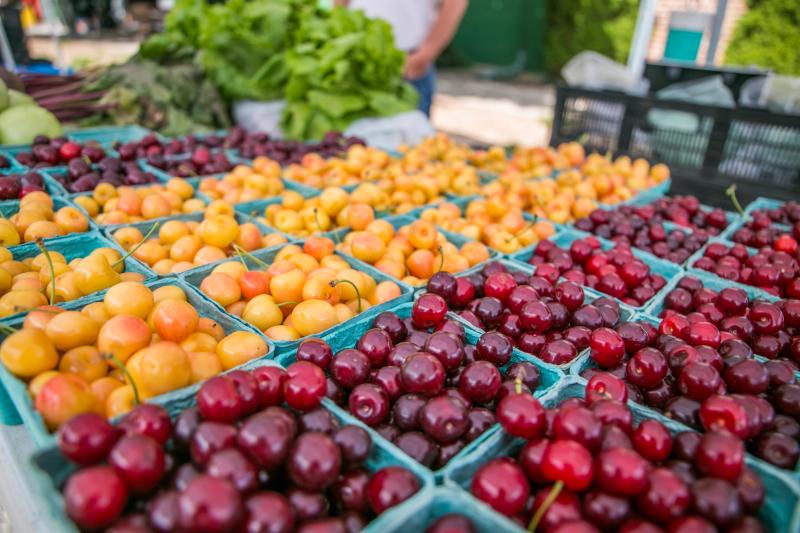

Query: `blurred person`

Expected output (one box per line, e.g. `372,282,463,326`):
334,0,468,116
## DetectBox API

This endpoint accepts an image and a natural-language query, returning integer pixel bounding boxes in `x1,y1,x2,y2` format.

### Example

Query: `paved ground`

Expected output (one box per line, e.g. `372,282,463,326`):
27,37,555,147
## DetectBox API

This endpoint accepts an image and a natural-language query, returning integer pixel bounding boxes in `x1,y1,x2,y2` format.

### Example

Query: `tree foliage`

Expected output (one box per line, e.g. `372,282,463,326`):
545,0,638,73
725,0,800,75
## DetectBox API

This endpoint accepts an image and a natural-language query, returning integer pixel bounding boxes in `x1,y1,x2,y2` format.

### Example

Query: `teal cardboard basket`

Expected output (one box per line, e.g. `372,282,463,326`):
420,258,636,373
0,149,24,171
0,196,100,251
445,376,800,533
43,161,168,198
570,312,800,477
333,214,501,287
686,237,782,301
0,231,154,325
277,301,564,480
28,383,434,533
508,228,684,313
194,176,318,206
645,268,780,320
0,277,274,448
406,195,572,258
181,243,414,356
626,194,739,237
102,211,283,279
379,485,523,533
741,197,794,232
65,126,156,147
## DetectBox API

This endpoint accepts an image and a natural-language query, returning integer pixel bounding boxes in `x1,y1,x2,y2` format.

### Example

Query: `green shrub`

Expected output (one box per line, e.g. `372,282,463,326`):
545,0,638,73
725,0,800,75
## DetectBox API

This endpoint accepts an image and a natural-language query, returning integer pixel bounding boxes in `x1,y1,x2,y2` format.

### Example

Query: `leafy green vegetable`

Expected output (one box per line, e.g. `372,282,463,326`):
135,0,415,139
80,61,230,136
281,6,416,139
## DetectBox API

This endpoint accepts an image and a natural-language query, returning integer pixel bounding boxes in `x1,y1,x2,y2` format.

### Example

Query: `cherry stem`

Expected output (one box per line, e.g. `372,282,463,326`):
726,185,745,216
35,238,56,306
103,352,140,406
0,323,17,336
232,244,270,269
436,245,445,274
233,244,249,271
277,300,300,308
330,279,361,313
113,221,160,268
514,370,525,395
528,480,564,532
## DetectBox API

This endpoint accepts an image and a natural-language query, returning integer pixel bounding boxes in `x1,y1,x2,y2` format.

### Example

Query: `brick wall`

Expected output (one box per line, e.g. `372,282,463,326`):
647,0,748,64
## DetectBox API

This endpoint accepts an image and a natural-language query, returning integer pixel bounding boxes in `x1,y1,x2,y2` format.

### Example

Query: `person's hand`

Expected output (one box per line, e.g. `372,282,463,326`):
404,50,433,80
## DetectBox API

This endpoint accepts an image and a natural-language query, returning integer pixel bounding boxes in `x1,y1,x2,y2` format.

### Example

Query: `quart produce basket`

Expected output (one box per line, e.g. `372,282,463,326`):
194,175,319,206
423,257,637,374
719,197,794,243
276,301,564,481
685,236,784,300
644,267,779,320
28,374,435,533
65,125,157,147
508,228,683,313
626,193,740,235
406,194,572,257
41,160,169,198
181,243,414,355
382,485,522,533
0,195,100,250
0,231,154,325
333,213,501,284
445,376,800,532
101,210,282,278
0,277,274,448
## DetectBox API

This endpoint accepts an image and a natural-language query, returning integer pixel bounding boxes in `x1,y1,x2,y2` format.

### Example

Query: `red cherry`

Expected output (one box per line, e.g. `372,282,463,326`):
178,475,243,532
284,361,326,411
251,365,286,407
108,434,166,494
471,458,530,516
774,234,798,254
484,272,517,303
699,395,749,438
64,465,128,531
590,328,626,367
594,447,649,496
412,294,448,328
632,420,672,462
366,466,420,514
636,468,690,522
541,439,594,491
197,376,242,424
586,372,628,404
119,404,172,445
496,392,546,439
59,142,82,161
695,430,744,481
58,413,120,465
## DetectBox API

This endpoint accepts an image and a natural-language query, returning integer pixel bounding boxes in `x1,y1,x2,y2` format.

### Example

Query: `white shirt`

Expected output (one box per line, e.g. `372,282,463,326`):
349,0,438,52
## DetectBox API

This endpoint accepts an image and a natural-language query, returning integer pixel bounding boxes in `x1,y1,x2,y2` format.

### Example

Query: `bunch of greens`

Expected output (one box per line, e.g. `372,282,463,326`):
137,0,416,139
281,7,417,140
80,61,231,136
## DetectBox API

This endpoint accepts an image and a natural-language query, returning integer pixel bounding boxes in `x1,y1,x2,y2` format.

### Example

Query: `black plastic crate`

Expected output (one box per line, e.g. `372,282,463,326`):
551,84,800,207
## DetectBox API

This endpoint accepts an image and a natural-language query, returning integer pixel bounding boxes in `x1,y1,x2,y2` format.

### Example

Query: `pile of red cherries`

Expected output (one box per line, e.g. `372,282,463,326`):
471,392,769,532
56,365,421,532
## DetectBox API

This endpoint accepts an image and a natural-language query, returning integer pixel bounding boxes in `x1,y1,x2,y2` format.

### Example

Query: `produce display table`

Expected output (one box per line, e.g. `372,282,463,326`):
0,126,799,532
